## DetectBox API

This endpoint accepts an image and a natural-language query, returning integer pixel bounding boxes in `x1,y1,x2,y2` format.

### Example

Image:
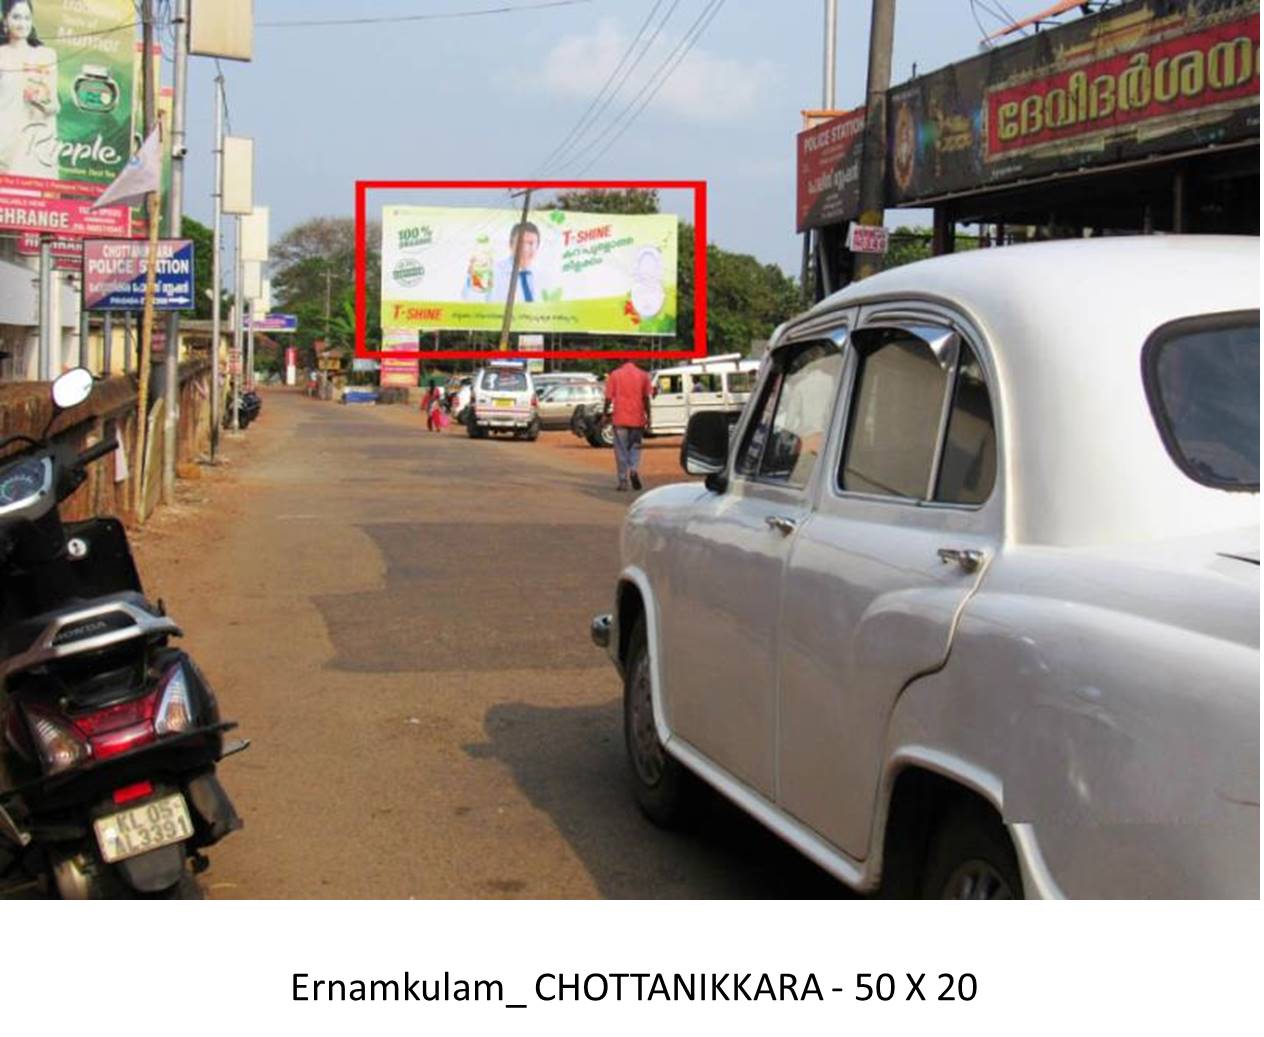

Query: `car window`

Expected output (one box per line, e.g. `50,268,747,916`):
1144,314,1259,491
658,374,683,395
483,369,527,392
934,343,997,505
726,370,757,395
693,373,723,393
735,340,843,488
840,328,953,499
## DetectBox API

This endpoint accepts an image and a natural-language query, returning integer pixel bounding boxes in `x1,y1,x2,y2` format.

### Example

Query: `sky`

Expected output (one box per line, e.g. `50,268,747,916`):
174,0,1030,276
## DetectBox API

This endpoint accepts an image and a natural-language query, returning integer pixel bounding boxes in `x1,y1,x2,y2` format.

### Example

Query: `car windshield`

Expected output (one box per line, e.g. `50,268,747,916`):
482,370,527,392
1145,315,1259,490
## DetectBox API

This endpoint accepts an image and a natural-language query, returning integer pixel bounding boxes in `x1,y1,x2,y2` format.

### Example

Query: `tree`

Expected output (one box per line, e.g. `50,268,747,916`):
182,215,215,320
546,187,659,214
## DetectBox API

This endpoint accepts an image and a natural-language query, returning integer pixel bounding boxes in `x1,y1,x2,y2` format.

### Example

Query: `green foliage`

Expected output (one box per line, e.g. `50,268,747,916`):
545,188,660,214
881,226,981,272
182,216,215,320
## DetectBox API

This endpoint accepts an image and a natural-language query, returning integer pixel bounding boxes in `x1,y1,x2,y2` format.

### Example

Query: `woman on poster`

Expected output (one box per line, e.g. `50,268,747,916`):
0,0,60,177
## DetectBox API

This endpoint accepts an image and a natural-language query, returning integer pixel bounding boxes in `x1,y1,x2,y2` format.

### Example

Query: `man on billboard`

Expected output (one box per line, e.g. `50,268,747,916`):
465,220,557,303
0,0,60,177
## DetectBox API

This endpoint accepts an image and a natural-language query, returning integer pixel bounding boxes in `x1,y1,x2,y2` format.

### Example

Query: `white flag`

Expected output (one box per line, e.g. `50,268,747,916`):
91,128,162,211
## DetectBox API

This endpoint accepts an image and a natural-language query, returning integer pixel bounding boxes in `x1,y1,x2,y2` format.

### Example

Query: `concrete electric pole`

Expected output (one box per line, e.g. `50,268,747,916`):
853,0,896,282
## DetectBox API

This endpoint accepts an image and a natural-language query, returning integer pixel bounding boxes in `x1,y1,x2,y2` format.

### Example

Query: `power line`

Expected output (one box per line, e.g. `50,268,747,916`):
570,0,727,177
531,0,675,177
257,0,592,29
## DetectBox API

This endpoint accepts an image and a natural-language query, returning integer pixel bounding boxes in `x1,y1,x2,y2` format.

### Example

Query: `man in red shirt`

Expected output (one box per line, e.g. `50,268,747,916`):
603,360,654,490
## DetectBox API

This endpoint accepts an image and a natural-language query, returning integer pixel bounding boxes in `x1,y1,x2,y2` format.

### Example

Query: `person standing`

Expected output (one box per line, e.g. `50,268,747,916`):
603,360,653,491
421,377,445,432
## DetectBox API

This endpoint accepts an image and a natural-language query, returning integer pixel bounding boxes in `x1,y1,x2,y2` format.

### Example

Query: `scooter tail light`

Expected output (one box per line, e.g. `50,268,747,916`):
26,708,90,774
154,662,194,736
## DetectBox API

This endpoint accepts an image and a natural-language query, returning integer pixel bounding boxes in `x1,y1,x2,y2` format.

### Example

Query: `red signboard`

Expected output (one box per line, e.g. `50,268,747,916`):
986,14,1259,158
15,233,83,270
0,173,109,199
796,108,865,231
846,224,889,254
0,195,130,237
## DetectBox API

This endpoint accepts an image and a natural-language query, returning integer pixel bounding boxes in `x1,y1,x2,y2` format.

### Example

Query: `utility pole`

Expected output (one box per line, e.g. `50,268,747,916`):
210,73,224,461
134,0,161,519
853,0,896,281
161,0,189,502
232,216,242,430
810,0,840,303
497,188,533,351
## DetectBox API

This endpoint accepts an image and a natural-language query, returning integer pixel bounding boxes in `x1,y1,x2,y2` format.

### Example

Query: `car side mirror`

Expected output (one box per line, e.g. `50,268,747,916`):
681,410,730,491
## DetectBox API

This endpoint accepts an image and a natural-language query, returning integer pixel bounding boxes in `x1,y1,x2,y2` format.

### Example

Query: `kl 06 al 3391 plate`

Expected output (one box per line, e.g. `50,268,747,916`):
93,793,194,864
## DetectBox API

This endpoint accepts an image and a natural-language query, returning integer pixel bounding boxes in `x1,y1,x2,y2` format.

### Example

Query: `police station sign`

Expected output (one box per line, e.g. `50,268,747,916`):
83,238,195,311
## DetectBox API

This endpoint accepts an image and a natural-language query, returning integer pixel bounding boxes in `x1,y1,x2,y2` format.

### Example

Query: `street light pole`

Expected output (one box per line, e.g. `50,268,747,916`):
162,0,189,502
210,73,225,460
853,0,896,281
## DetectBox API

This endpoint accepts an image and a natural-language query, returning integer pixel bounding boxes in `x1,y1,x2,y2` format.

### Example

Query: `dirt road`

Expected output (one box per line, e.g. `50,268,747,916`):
132,389,848,898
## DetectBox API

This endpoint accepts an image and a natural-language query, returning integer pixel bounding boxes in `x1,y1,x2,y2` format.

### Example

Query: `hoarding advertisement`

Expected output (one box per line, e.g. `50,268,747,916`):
0,193,128,235
380,206,679,336
82,238,194,311
0,0,136,185
796,108,865,231
886,0,1260,205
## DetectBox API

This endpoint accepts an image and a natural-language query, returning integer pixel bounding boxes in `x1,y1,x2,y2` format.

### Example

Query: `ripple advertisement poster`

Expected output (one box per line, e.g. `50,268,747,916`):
380,206,678,336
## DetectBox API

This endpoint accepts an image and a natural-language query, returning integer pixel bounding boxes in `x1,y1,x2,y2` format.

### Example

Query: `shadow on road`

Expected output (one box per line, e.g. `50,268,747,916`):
464,699,854,899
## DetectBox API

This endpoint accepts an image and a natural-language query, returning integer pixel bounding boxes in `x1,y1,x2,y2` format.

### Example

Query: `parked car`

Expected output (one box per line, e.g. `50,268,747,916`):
538,381,605,429
570,354,761,448
591,236,1260,899
533,371,600,399
467,362,539,440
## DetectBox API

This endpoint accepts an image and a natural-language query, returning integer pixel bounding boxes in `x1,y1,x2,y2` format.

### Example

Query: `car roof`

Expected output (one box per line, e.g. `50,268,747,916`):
785,236,1260,547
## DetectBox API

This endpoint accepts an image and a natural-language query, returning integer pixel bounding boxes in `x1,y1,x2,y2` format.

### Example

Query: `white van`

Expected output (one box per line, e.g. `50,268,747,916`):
647,353,760,435
467,361,540,440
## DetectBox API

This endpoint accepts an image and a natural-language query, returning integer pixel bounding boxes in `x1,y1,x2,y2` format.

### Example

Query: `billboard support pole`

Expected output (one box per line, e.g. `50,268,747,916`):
854,0,895,281
78,284,89,369
497,188,533,351
210,73,224,460
103,311,113,374
161,0,190,503
246,298,255,389
37,238,53,381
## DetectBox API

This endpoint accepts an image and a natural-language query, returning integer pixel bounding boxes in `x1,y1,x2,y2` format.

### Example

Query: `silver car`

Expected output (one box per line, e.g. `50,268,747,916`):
592,236,1259,899
537,382,605,430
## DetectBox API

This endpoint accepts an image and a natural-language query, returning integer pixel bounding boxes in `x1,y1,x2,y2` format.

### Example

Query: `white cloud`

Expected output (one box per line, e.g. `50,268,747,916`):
541,18,775,125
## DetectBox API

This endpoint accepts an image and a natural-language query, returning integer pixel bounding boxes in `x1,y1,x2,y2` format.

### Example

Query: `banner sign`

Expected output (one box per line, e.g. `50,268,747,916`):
380,329,420,386
246,314,298,333
0,1,137,186
796,108,865,231
886,0,1260,205
82,238,195,311
0,194,128,236
846,224,889,254
16,231,82,269
380,206,679,336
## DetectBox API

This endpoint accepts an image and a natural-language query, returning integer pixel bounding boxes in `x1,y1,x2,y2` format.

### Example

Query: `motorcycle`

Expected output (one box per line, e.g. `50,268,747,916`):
223,389,261,429
0,369,247,898
569,401,615,449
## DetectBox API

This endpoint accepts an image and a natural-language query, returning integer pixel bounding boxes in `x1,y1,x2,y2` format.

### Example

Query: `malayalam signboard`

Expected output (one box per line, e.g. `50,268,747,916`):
0,0,136,185
380,206,679,336
246,314,298,333
83,238,195,311
0,194,128,236
886,0,1260,205
796,108,865,231
380,329,419,386
846,224,889,254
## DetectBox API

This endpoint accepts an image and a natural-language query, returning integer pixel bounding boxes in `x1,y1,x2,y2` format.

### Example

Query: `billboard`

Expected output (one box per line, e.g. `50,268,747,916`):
0,0,136,185
83,238,195,310
380,206,679,336
886,0,1260,205
796,108,865,231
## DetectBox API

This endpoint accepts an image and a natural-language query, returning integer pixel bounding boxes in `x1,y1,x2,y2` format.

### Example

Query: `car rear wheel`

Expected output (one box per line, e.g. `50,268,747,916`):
623,619,694,827
920,800,1023,899
599,422,615,448
525,418,540,442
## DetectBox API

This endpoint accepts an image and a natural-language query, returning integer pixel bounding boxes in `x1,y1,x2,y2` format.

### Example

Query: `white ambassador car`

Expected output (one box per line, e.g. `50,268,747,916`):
591,237,1259,899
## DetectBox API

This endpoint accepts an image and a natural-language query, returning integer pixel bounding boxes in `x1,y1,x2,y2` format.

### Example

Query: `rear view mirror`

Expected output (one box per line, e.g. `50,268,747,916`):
51,368,94,410
681,411,730,490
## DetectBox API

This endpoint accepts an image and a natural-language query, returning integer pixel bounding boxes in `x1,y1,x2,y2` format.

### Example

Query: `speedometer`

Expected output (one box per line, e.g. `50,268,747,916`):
0,458,47,509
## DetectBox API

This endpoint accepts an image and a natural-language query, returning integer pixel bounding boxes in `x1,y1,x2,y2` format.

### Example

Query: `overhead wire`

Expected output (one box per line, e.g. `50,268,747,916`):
257,0,592,29
531,0,675,178
570,0,727,177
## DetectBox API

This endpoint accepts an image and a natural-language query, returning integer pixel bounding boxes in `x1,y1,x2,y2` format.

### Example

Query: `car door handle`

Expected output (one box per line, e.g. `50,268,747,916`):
937,547,985,573
766,515,798,536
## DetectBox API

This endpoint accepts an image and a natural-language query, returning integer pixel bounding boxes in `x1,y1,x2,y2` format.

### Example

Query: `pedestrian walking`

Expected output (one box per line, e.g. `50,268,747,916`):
603,360,654,491
422,378,446,432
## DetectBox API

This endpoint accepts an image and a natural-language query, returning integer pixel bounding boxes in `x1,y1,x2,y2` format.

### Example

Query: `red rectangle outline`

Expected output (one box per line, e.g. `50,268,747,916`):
355,180,706,361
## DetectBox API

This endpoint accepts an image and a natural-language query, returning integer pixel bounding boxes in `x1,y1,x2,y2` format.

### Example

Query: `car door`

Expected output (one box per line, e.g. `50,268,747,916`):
538,384,571,426
775,317,1002,858
651,373,686,433
660,333,847,797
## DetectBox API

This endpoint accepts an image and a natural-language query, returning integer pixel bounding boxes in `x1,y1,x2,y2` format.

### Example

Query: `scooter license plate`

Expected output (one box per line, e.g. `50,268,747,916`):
93,793,194,864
